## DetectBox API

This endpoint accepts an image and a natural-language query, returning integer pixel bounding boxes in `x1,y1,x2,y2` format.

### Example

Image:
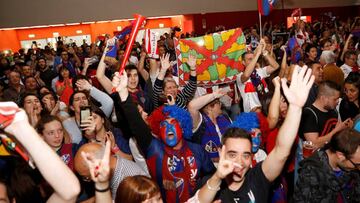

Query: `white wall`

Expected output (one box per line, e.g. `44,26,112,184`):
0,0,358,28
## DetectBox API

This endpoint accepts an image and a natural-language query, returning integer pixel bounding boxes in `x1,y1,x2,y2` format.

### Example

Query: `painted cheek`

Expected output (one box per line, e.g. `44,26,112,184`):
173,121,183,141
160,124,167,142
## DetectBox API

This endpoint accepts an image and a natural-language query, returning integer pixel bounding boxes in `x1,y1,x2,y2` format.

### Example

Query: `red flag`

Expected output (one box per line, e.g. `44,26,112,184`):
291,8,302,18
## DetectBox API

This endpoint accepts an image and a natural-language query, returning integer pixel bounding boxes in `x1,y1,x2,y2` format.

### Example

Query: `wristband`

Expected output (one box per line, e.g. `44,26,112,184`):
190,68,196,71
111,146,120,154
95,185,110,193
206,179,221,191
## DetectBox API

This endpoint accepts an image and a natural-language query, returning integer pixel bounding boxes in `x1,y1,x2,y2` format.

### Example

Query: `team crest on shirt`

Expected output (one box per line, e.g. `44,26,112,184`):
205,140,219,153
167,155,182,172
61,154,70,164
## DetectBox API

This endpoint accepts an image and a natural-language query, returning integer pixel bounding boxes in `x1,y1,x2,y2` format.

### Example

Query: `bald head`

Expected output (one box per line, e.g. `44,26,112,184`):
74,142,105,177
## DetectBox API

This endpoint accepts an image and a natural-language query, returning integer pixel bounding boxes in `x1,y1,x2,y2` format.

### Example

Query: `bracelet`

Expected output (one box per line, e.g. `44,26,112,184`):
111,146,120,154
95,185,111,193
206,179,221,191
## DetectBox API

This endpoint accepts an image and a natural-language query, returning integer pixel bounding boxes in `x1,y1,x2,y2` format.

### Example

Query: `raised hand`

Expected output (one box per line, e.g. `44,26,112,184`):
76,79,92,91
187,54,197,69
160,53,171,73
212,88,228,100
280,45,287,52
111,71,128,93
80,116,96,139
281,66,315,108
272,76,281,89
215,146,235,179
50,101,60,116
81,139,111,184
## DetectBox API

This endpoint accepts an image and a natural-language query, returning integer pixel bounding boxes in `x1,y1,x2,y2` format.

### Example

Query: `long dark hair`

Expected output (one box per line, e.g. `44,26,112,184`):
58,66,72,82
344,72,360,102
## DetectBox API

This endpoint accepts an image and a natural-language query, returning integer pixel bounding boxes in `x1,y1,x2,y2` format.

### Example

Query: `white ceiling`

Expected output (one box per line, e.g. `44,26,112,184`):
0,0,359,28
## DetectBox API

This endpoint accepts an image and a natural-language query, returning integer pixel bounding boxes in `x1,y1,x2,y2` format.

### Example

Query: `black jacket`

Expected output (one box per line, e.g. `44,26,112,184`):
294,150,360,203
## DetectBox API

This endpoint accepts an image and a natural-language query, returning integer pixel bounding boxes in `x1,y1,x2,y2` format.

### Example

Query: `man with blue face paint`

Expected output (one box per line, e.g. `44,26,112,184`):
112,72,215,203
160,118,183,147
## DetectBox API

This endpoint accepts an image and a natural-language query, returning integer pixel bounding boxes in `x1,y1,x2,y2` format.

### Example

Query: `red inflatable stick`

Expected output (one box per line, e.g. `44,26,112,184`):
119,14,146,75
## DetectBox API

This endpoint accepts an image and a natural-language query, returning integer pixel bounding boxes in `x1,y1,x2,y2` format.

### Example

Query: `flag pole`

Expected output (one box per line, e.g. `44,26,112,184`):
259,10,263,39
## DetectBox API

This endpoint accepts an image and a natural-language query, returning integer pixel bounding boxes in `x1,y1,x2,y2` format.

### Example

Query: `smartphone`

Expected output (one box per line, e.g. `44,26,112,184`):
80,106,91,125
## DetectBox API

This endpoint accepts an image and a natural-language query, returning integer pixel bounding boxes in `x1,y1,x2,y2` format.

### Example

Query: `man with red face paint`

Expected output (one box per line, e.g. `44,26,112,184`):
112,72,215,203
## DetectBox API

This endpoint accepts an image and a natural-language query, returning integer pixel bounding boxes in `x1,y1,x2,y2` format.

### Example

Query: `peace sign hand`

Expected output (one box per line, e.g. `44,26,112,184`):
81,139,111,183
215,146,235,179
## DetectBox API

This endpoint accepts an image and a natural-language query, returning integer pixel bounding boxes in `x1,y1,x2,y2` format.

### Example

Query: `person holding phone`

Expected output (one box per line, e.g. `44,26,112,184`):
62,77,114,144
152,53,198,109
79,107,133,161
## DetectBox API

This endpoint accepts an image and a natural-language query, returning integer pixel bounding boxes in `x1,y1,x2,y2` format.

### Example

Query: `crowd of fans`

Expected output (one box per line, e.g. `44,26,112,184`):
0,14,360,203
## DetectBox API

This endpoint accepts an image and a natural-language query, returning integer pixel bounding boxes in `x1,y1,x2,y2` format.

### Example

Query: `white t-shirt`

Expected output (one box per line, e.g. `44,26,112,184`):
340,63,353,79
236,67,269,112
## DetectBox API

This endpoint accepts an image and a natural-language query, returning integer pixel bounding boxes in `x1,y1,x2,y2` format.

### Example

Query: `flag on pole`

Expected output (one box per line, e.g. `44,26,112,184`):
291,8,302,19
115,25,132,40
258,0,277,16
104,24,133,64
145,29,159,59
174,28,246,87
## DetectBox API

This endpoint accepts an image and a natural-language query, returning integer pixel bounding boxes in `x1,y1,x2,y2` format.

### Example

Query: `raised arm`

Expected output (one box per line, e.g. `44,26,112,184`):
279,46,288,78
137,51,150,81
267,77,281,129
76,79,114,117
81,58,90,76
262,66,314,182
263,47,280,75
240,40,264,83
340,34,353,62
3,102,80,203
96,40,113,94
152,54,171,108
81,140,112,203
68,47,81,68
188,89,227,129
112,72,153,152
176,54,198,107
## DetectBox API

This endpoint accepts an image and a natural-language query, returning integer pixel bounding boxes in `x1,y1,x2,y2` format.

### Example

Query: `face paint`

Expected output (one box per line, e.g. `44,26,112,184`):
251,129,261,153
160,118,183,147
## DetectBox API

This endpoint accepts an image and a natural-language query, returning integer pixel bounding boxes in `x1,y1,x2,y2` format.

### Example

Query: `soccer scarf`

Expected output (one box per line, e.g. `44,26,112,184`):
162,142,197,203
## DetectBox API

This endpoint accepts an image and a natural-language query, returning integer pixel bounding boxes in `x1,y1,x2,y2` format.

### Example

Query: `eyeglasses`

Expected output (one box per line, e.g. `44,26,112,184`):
348,158,360,169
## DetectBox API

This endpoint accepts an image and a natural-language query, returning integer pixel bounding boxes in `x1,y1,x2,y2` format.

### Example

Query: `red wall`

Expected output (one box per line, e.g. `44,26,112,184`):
0,5,358,52
0,17,189,52
193,5,360,35
0,30,20,52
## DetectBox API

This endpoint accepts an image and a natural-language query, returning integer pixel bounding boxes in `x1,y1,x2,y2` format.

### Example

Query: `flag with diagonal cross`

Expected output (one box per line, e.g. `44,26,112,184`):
174,28,246,87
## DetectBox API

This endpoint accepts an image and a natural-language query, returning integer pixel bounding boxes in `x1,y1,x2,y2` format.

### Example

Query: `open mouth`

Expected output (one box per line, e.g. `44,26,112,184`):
167,132,175,140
